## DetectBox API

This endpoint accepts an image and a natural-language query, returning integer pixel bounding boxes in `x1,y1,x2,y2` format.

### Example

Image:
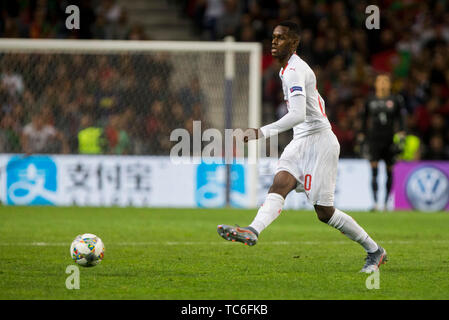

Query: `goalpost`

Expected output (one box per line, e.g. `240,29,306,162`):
0,39,262,208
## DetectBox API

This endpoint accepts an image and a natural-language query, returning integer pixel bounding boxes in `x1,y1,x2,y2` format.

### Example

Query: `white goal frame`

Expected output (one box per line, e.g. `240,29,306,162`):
0,39,262,208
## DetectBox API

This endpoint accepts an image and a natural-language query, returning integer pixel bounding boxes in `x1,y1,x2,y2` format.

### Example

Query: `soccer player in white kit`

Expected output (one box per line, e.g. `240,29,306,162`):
217,21,387,273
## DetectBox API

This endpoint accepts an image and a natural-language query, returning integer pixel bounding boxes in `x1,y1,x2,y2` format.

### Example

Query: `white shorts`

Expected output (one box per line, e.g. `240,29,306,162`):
275,129,340,206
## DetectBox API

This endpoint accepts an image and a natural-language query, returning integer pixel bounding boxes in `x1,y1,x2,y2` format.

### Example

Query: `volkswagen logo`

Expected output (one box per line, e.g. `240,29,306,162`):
406,166,449,211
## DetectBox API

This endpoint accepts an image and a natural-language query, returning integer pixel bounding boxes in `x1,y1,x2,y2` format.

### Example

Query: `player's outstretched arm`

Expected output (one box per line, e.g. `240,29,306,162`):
259,94,306,139
242,91,306,143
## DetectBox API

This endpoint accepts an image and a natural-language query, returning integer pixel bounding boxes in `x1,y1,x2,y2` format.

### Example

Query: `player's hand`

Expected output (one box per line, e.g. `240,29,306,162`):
243,128,262,143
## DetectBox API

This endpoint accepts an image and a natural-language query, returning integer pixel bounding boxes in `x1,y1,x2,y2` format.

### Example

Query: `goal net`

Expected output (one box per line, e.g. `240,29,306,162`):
0,39,262,206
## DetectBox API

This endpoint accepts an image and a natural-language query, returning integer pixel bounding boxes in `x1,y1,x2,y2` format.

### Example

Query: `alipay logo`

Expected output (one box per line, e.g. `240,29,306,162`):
195,162,246,208
229,164,246,208
406,166,449,211
6,156,58,205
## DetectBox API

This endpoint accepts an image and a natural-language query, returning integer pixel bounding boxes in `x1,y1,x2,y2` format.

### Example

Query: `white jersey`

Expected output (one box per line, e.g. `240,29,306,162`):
23,123,57,153
279,53,331,139
263,54,340,206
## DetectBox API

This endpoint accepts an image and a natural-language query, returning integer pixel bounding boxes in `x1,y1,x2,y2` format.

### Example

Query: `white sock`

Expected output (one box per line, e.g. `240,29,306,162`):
327,208,379,253
249,193,285,234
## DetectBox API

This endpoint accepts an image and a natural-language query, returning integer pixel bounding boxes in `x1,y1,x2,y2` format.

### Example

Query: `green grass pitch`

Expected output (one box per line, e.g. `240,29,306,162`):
0,206,448,300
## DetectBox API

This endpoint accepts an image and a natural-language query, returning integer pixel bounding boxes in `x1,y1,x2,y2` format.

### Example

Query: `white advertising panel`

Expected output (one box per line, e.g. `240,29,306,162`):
0,155,384,211
0,155,195,207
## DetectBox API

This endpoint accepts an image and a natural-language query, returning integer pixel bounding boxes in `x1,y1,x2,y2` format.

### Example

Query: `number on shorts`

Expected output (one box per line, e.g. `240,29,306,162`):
304,174,312,191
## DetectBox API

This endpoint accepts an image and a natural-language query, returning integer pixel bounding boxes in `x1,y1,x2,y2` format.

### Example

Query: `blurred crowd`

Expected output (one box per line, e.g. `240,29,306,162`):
0,51,207,155
0,0,207,155
1,0,449,160
184,0,449,160
0,0,149,40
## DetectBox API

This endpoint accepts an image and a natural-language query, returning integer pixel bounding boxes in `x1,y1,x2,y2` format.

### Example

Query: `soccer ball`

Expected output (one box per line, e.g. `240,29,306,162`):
70,233,105,267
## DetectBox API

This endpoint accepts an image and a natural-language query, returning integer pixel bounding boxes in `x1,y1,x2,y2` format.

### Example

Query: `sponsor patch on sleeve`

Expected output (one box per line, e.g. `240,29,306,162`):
290,86,303,93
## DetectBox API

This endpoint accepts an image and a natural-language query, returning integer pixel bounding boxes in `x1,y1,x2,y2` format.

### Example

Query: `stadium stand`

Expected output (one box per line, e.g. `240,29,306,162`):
183,0,449,159
0,0,448,160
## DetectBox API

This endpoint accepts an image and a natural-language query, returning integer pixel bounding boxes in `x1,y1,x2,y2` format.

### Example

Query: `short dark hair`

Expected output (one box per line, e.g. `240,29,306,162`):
277,21,301,39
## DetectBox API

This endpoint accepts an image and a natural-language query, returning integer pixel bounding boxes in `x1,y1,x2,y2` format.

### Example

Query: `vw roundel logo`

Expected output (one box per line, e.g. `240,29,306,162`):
406,166,449,211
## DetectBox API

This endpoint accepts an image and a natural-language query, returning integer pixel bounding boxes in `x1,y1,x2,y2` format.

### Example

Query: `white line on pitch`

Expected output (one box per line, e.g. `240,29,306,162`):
0,240,448,247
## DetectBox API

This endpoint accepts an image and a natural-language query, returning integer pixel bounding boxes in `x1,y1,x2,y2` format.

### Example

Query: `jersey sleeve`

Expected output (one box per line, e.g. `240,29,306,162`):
260,94,306,138
284,69,306,99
